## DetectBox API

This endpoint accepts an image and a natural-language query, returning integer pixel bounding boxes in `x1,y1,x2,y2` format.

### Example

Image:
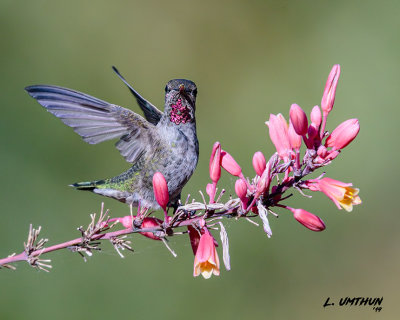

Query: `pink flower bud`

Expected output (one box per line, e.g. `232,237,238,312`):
325,119,360,150
288,120,302,150
317,145,327,158
310,105,322,127
326,150,340,160
252,151,266,176
307,123,319,140
206,183,216,203
255,166,271,196
321,64,340,115
221,150,242,177
119,215,133,229
111,215,163,240
209,142,222,183
266,113,292,160
152,172,169,209
289,208,326,232
140,217,163,240
289,104,308,136
188,225,201,254
235,179,247,200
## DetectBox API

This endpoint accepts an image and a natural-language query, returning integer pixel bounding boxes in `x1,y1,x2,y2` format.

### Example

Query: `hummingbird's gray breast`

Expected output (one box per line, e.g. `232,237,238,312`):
155,121,199,203
100,121,198,208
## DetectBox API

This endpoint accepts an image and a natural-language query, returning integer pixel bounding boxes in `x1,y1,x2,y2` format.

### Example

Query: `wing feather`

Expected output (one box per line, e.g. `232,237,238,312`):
112,66,163,125
25,85,161,163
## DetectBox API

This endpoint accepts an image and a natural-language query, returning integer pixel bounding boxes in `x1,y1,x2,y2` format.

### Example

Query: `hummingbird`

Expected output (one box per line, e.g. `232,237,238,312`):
25,67,199,209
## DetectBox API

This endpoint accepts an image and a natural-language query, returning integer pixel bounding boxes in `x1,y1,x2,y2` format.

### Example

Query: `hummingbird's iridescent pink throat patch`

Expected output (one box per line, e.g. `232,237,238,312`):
170,99,191,124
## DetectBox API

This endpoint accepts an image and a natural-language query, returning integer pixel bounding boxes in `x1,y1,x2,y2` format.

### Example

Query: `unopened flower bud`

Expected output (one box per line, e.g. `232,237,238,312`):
206,183,216,203
221,150,242,177
235,179,247,200
317,145,327,158
152,172,169,209
289,208,326,232
307,123,319,140
289,104,308,136
325,118,360,150
256,166,271,196
209,142,222,183
288,121,302,150
140,217,163,240
110,215,162,240
310,105,322,127
119,215,133,229
326,150,340,160
252,151,266,176
267,114,292,160
321,64,340,115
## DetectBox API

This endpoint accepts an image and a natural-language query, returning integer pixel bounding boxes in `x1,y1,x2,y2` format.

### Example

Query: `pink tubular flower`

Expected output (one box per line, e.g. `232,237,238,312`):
289,104,308,136
252,151,266,176
193,231,220,279
306,177,362,212
321,64,341,115
325,119,360,150
266,113,292,160
209,142,222,183
221,150,242,177
152,172,169,210
289,208,326,232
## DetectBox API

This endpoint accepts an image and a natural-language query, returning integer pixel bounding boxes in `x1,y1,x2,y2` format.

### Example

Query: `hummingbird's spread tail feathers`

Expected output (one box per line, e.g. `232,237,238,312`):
70,180,105,190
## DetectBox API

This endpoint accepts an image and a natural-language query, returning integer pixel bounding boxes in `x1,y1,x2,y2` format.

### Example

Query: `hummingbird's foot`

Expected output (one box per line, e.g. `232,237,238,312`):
132,217,143,229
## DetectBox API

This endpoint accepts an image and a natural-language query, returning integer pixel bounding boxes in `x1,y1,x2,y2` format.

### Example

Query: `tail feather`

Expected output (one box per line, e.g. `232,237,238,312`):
70,180,105,190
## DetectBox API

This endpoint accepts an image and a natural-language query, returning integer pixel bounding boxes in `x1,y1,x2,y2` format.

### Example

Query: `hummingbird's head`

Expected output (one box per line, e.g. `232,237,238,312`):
165,79,197,125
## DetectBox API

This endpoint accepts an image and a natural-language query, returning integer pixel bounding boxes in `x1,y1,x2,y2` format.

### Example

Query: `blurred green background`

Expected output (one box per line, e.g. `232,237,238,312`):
1,0,398,319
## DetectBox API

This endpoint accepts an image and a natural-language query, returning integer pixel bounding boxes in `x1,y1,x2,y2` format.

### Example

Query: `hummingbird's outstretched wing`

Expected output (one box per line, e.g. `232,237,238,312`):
25,85,162,163
112,66,163,125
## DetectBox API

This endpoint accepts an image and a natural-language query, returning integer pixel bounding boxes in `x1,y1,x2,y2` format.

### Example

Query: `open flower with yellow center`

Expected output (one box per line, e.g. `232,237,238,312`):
306,177,361,212
193,232,220,279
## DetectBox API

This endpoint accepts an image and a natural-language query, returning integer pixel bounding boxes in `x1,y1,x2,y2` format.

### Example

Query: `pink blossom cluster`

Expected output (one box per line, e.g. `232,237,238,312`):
109,65,362,279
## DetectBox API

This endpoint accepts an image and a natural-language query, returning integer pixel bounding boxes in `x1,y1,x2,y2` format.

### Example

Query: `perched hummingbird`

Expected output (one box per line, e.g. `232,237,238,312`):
25,67,199,209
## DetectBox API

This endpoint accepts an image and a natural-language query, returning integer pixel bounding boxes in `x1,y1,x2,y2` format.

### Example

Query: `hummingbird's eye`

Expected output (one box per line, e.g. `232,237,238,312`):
193,88,197,96
165,85,170,93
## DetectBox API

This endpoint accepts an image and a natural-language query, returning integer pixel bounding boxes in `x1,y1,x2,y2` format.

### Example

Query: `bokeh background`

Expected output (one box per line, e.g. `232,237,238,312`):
1,0,399,319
